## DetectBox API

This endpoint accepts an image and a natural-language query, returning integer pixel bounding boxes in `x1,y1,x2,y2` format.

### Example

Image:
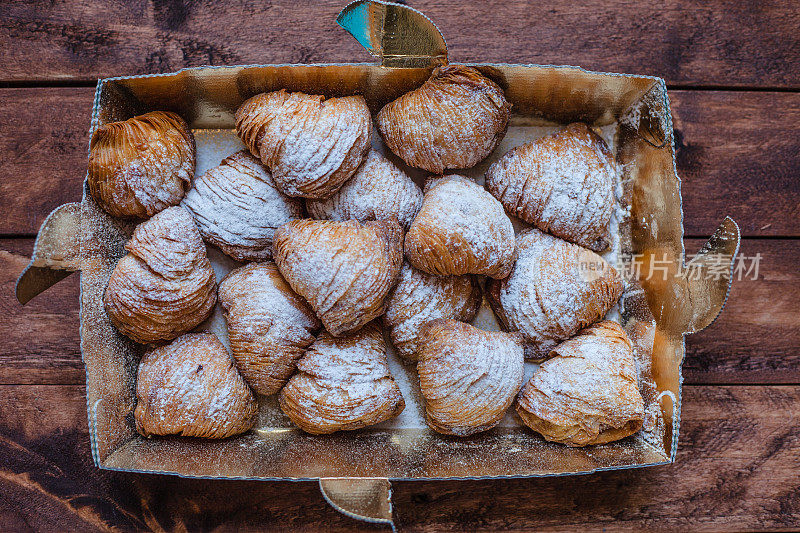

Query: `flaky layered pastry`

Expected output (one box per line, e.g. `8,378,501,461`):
377,65,511,173
104,207,217,344
486,229,623,360
273,218,403,336
306,150,424,229
516,321,645,447
88,111,195,218
383,263,482,362
405,175,515,278
235,89,371,199
182,151,304,261
134,333,258,439
485,123,617,251
279,324,405,434
218,262,321,396
417,320,524,436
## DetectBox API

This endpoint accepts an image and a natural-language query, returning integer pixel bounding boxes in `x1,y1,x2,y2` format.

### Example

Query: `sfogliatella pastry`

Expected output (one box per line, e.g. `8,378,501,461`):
417,320,524,436
279,324,405,434
516,321,645,447
273,218,403,336
88,111,195,218
182,151,304,261
383,263,481,362
235,89,371,199
485,123,617,251
134,333,258,438
306,150,424,229
218,262,321,396
405,175,515,279
104,207,217,344
486,229,623,361
377,65,511,173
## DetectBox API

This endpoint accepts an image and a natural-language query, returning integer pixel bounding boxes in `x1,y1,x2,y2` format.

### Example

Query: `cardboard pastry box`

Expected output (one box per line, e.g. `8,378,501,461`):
16,0,739,526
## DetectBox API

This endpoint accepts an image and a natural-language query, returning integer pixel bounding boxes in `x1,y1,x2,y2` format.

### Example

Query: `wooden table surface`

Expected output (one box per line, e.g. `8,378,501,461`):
1,1,798,531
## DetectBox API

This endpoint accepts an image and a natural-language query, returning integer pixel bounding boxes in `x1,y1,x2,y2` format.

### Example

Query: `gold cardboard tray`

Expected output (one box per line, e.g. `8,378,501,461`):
15,1,740,525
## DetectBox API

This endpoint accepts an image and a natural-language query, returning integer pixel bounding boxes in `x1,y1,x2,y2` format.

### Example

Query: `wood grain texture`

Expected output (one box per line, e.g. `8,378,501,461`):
0,384,796,531
0,385,382,532
0,88,93,236
1,1,799,87
0,240,82,385
2,237,798,386
671,90,800,238
684,239,800,385
392,386,800,531
1,88,798,237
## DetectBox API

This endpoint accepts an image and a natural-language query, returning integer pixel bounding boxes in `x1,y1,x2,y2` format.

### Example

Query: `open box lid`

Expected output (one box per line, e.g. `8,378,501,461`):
16,0,740,527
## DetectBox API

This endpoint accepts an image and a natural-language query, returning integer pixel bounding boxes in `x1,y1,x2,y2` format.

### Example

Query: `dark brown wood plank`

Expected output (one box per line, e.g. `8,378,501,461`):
0,384,797,531
671,90,800,238
684,238,800,385
1,88,799,237
0,88,93,236
2,237,799,386
1,1,799,87
0,239,83,385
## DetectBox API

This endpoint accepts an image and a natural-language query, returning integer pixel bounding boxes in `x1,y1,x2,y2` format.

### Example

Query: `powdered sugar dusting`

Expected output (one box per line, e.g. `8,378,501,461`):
406,175,515,278
182,150,304,261
307,150,423,229
188,124,633,432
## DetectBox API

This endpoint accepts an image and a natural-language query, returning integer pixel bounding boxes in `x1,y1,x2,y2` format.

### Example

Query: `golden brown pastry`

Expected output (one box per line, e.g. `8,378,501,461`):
417,320,524,436
218,262,321,396
377,65,511,173
515,321,645,447
134,333,258,438
273,218,403,336
306,150,424,229
104,206,217,344
235,89,371,199
382,263,481,362
88,111,195,218
182,151,304,261
405,175,515,278
485,123,617,251
278,324,405,434
486,229,623,361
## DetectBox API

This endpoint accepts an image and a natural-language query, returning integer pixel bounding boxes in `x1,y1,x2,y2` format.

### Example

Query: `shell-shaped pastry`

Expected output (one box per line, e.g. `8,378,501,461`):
134,333,258,438
104,206,217,344
278,324,405,434
273,218,403,336
485,123,617,251
486,229,623,360
405,175,515,278
306,150,424,229
377,65,511,173
235,90,372,199
88,111,195,218
182,151,304,261
417,320,524,436
383,263,482,362
218,262,321,396
516,321,645,447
